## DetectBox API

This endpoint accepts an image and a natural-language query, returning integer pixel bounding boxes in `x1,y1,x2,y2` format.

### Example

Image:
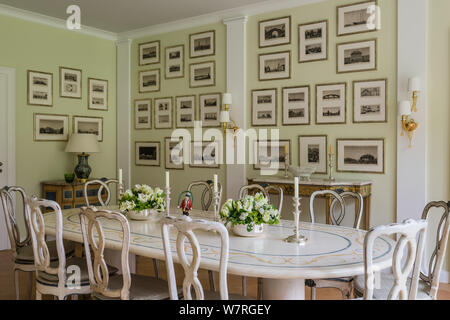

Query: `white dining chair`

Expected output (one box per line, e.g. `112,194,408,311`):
79,206,174,300
161,215,252,300
354,201,449,300
84,178,124,207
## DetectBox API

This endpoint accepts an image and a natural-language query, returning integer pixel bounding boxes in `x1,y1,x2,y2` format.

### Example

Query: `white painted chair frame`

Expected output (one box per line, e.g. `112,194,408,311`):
84,179,124,207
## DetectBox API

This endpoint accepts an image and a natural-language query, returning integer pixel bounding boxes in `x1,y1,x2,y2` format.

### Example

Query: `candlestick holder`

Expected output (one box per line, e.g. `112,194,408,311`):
118,183,124,198
284,196,307,245
165,187,171,216
213,191,220,222
326,153,335,182
284,152,289,178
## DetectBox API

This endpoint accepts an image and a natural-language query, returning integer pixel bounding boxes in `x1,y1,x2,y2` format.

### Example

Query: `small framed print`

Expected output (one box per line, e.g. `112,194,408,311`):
190,30,215,58
73,116,103,142
253,140,291,171
139,69,160,93
298,20,328,63
282,86,310,125
135,99,152,130
353,79,387,123
88,78,108,111
28,70,53,106
190,61,215,88
165,137,184,170
190,141,220,169
139,41,160,65
252,89,277,127
154,97,173,129
337,39,377,73
199,93,221,127
259,51,290,81
298,135,327,174
34,113,68,141
316,83,346,125
59,67,81,99
337,139,384,174
259,16,291,48
165,45,184,79
135,141,160,166
176,95,195,128
337,1,380,36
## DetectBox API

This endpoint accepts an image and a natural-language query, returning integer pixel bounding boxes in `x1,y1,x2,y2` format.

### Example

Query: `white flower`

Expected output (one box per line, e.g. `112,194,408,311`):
224,199,234,210
124,189,133,197
154,187,164,196
134,184,142,190
259,207,265,215
138,193,150,203
235,201,243,212
242,197,253,212
239,212,248,221
263,212,271,223
220,206,230,217
119,200,134,212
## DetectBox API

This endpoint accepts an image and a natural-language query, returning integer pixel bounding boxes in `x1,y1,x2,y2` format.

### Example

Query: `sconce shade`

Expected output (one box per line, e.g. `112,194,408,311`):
398,100,412,116
222,93,232,105
220,110,230,123
408,77,421,92
65,133,100,153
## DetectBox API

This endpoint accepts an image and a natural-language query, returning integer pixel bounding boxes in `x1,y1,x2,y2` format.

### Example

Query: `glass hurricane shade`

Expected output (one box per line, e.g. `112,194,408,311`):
398,100,412,116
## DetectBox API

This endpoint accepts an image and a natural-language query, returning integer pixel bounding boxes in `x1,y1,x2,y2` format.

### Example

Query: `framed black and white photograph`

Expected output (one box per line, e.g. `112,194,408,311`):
165,137,184,170
337,1,380,36
88,78,108,111
154,97,173,129
165,45,184,79
28,70,53,106
259,51,290,81
337,139,384,173
337,39,376,73
34,113,68,141
298,135,327,174
139,69,160,93
316,83,346,124
259,16,291,48
59,67,81,99
298,20,328,63
353,79,387,123
134,99,151,130
175,95,195,128
282,86,310,125
135,142,160,166
199,93,220,127
190,61,215,88
73,116,103,142
190,30,215,58
190,141,220,169
252,89,277,126
253,140,291,170
139,40,160,65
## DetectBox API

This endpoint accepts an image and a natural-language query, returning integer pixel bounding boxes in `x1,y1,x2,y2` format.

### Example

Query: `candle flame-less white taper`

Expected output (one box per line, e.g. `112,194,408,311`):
294,177,299,198
118,168,122,185
165,171,170,189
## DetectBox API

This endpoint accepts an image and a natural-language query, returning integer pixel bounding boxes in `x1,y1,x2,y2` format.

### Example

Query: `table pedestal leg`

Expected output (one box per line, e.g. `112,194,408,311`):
262,278,305,300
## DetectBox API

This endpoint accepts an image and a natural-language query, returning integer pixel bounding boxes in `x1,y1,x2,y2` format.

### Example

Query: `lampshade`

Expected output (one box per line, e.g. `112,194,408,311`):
220,110,230,123
222,93,232,105
65,133,100,153
398,101,412,116
408,77,421,92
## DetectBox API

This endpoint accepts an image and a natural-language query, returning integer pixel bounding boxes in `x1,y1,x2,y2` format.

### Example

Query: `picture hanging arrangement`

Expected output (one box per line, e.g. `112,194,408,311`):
337,39,377,73
336,139,384,173
282,86,310,125
134,99,152,130
88,78,108,111
353,79,387,123
254,140,290,170
252,89,277,126
135,141,160,166
298,135,327,174
73,116,103,142
165,45,184,79
59,67,82,99
190,61,215,88
259,16,291,48
139,41,160,65
34,113,68,141
165,137,184,170
316,83,347,124
259,51,291,81
28,70,53,106
190,141,220,168
190,30,215,58
337,1,380,36
139,69,160,93
175,95,195,128
199,93,221,127
154,97,173,129
298,20,328,63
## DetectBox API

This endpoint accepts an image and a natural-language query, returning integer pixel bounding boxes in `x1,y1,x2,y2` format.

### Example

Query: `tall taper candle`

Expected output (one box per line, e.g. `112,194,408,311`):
214,174,218,193
118,168,123,185
294,177,299,198
165,171,170,188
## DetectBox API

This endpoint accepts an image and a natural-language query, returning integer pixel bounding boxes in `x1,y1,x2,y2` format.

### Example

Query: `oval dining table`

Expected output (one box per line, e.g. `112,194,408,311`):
43,206,394,300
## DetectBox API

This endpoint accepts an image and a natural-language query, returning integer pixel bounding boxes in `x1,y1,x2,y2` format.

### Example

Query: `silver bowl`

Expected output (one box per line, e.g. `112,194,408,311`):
288,166,317,181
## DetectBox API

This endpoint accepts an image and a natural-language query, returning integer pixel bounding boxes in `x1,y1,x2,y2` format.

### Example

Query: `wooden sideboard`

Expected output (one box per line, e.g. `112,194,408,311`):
247,176,373,230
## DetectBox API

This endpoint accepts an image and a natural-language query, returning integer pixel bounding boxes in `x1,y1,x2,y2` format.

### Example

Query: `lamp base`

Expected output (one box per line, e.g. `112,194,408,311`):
74,153,91,183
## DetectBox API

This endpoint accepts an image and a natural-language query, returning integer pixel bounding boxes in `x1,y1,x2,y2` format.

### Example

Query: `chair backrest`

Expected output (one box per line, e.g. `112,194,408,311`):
79,207,131,299
363,219,428,300
161,215,229,300
329,191,364,229
238,184,269,199
263,185,284,212
84,178,123,207
26,196,67,288
420,201,450,299
309,190,345,224
187,181,222,211
0,186,31,253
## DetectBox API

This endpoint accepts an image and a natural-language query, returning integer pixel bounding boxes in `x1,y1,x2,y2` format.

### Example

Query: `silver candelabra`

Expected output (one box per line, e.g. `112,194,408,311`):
284,196,307,245
213,190,220,222
165,186,171,216
326,153,335,181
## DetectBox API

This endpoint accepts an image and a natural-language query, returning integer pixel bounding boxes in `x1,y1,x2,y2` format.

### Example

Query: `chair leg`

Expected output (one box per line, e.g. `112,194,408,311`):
14,269,20,300
28,271,33,300
311,286,317,300
208,270,216,292
241,276,247,296
152,259,160,279
257,277,263,300
35,289,42,300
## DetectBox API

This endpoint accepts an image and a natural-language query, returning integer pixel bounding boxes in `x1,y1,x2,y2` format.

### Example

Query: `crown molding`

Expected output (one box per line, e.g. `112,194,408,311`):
0,3,118,41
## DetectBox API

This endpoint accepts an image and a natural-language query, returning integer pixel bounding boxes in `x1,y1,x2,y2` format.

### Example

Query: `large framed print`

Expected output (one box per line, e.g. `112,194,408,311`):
154,97,173,129
34,113,69,141
189,141,220,169
73,116,103,142
139,41,160,65
259,16,291,48
175,95,195,128
259,51,290,81
139,69,160,93
298,135,327,174
337,39,376,73
190,61,215,88
135,142,160,166
282,86,310,125
337,1,380,36
88,78,108,111
298,20,328,63
190,30,215,58
28,70,53,106
316,83,346,124
165,137,184,170
353,79,387,123
134,99,152,130
165,45,184,79
59,67,81,99
252,89,277,127
199,93,220,127
337,139,384,174
254,140,291,170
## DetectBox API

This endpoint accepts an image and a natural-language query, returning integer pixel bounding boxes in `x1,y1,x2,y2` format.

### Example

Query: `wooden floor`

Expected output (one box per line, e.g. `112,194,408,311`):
1,250,449,300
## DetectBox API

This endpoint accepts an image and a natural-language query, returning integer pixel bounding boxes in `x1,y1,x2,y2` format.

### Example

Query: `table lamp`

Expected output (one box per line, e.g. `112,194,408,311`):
65,133,100,183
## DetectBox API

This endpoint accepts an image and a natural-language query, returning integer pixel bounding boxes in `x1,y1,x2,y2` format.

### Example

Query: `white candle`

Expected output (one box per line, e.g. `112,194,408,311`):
118,168,122,185
214,174,218,193
165,171,170,189
294,177,299,198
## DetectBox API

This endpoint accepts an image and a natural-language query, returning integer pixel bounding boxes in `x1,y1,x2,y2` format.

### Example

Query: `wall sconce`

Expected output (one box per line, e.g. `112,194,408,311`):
220,93,239,134
409,76,421,113
398,77,421,148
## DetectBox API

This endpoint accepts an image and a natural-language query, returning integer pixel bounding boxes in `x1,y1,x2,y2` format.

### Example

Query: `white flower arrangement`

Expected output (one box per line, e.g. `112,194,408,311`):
118,184,165,213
